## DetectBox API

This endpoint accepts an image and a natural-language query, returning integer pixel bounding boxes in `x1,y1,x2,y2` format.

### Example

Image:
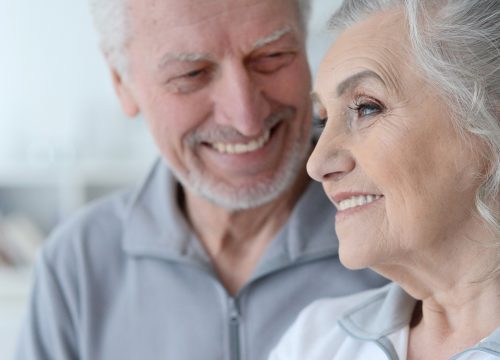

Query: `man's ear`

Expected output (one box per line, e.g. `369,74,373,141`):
110,66,140,117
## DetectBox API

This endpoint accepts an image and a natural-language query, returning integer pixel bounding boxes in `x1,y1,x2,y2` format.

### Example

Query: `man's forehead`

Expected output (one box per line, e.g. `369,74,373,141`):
129,0,298,28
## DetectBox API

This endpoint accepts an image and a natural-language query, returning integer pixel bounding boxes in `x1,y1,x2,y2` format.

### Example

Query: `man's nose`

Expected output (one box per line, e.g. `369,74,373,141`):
212,62,270,136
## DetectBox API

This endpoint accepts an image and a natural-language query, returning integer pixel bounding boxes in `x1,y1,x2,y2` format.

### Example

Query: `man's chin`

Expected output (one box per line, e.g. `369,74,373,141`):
187,176,291,211
175,137,310,210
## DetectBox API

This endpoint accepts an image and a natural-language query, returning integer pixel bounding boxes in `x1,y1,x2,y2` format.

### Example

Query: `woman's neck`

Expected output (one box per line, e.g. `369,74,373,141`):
377,217,500,359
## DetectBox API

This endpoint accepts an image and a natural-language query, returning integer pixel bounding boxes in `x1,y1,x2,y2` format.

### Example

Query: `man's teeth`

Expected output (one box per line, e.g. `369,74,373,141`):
211,130,271,154
338,195,383,211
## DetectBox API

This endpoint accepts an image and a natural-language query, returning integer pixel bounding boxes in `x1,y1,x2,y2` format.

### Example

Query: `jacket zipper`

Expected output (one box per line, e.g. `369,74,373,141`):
228,297,241,360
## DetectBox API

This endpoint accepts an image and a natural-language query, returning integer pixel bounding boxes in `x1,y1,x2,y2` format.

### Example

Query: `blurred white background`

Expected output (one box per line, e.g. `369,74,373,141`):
0,0,340,357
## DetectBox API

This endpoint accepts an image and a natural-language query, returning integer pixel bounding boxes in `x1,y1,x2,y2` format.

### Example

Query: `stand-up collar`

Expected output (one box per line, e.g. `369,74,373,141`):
339,283,416,341
122,159,207,264
121,159,339,277
339,283,500,359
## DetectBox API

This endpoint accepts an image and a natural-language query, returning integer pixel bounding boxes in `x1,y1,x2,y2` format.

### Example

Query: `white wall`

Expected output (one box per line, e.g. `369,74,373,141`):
308,0,342,77
0,0,155,171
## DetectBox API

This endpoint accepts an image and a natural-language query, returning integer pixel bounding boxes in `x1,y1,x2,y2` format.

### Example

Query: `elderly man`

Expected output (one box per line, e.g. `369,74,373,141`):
16,0,387,359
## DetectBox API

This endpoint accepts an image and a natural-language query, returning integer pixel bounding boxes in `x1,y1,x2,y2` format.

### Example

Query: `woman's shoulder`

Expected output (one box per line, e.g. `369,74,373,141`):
298,284,392,329
269,284,393,360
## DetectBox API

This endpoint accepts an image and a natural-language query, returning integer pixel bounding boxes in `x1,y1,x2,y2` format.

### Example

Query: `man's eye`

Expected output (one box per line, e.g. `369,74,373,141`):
249,52,296,74
165,68,212,94
184,69,206,78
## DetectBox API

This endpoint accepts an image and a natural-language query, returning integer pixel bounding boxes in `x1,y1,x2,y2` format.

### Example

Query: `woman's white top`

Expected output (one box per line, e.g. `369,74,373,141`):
270,283,500,360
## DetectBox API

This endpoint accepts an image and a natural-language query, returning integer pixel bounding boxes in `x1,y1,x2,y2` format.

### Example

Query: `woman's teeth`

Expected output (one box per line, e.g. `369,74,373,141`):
338,195,383,211
211,130,271,154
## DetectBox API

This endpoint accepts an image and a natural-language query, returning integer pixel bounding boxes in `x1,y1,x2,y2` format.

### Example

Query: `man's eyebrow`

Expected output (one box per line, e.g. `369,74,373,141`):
252,26,295,50
336,70,386,97
158,53,211,70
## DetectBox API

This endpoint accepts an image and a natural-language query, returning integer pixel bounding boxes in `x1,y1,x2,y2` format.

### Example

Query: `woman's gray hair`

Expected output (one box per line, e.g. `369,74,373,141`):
330,0,500,241
89,0,311,77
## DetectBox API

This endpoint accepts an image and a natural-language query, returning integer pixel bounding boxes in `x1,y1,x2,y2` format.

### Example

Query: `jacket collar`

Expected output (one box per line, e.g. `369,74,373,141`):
339,283,417,340
339,283,500,358
455,328,500,358
121,159,339,275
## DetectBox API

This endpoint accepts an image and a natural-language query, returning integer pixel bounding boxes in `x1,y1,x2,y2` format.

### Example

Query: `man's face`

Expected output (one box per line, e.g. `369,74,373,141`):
115,0,312,209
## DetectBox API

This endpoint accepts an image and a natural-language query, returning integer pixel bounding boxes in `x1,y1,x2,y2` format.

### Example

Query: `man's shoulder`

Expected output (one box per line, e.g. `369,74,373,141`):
41,188,135,267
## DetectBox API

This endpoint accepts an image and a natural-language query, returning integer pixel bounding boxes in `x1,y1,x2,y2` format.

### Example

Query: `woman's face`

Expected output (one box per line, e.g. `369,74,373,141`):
308,11,485,270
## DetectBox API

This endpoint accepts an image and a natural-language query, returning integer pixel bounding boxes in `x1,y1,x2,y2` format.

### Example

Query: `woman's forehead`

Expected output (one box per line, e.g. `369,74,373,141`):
316,11,417,99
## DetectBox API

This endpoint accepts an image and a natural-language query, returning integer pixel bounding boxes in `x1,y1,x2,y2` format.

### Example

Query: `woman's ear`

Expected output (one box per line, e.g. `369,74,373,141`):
109,66,140,118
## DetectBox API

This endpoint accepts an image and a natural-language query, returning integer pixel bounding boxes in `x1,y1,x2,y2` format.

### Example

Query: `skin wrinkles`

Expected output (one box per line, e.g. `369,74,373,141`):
130,0,303,51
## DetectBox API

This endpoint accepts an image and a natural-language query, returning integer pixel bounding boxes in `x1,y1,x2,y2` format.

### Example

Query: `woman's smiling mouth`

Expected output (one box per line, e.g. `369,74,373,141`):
336,194,384,211
330,193,385,221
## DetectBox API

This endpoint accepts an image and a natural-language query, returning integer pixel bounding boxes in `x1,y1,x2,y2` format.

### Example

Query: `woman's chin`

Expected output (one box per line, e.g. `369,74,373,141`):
338,247,376,270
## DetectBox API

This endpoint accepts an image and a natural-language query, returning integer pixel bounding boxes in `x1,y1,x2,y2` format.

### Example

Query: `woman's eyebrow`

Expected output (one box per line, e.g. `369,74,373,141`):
335,70,386,97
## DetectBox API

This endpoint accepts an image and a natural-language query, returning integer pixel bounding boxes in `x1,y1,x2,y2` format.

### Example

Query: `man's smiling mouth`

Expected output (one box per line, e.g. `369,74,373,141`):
209,129,272,154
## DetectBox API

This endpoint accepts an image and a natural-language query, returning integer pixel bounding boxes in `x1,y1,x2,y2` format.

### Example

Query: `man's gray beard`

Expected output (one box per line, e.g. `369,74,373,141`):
172,135,310,211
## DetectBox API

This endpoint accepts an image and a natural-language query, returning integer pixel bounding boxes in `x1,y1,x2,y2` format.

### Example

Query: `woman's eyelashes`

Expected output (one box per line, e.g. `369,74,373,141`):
313,116,327,129
313,107,328,129
348,96,385,118
312,96,386,130
347,96,385,129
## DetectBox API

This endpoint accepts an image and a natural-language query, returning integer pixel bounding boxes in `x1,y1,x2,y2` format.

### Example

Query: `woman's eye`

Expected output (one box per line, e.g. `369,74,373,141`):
349,102,382,117
313,117,327,129
346,97,385,130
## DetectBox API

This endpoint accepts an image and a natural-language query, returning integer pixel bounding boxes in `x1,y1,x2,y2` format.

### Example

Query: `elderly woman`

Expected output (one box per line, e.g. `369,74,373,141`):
270,0,500,359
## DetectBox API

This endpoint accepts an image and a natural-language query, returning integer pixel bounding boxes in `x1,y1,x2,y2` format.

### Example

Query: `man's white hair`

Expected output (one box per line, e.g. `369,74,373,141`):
89,0,311,76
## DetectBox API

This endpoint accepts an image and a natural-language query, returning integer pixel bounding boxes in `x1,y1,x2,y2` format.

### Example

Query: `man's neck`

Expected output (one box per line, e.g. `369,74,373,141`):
183,169,310,295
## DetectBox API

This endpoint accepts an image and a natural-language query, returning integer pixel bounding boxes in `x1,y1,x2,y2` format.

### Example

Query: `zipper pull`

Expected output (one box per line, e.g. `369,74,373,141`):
228,297,241,360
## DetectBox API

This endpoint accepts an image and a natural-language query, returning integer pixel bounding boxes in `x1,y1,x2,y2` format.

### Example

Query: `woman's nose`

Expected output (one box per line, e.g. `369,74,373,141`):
307,131,355,183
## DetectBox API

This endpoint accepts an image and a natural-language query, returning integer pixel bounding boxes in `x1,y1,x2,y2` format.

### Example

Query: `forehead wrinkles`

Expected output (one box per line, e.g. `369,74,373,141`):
321,55,403,101
322,36,411,101
131,0,294,32
366,48,406,98
128,0,302,62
